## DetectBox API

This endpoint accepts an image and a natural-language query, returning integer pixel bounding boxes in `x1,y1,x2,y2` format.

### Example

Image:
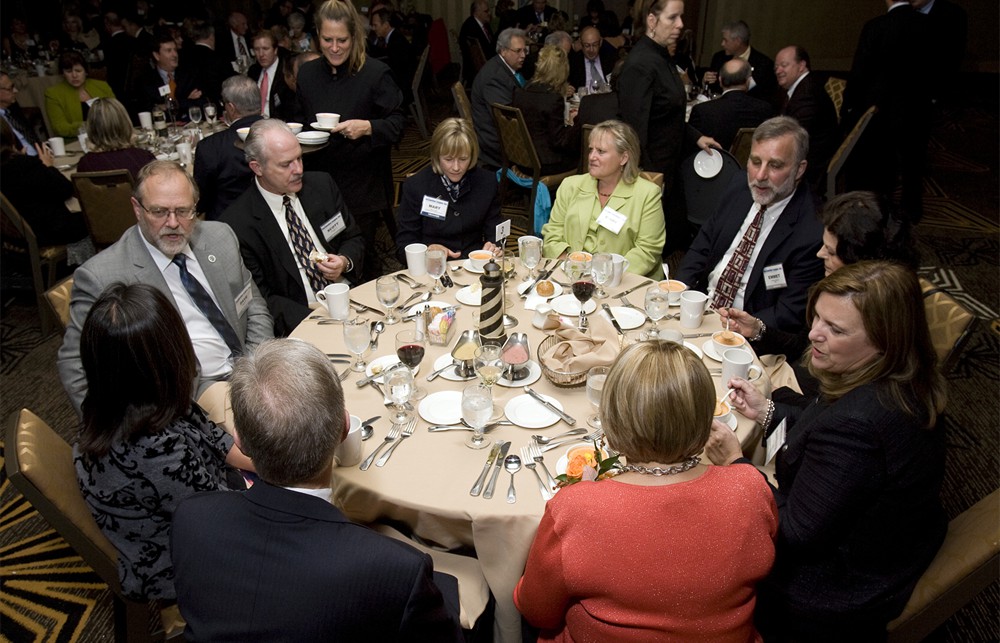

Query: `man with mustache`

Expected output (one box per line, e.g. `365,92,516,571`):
221,119,365,336
677,116,824,333
58,160,274,414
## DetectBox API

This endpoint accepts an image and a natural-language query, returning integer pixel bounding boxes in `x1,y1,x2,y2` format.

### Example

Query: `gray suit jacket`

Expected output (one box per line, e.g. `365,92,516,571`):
57,222,273,414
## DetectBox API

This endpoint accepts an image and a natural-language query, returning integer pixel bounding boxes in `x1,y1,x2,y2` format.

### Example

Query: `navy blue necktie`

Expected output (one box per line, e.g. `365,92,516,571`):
172,254,242,356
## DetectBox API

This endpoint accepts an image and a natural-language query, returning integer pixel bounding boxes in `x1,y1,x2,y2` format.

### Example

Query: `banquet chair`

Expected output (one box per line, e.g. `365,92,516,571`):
452,81,473,124
680,147,742,228
576,124,595,173
0,193,67,336
71,170,136,249
920,278,977,372
408,46,431,140
729,127,756,168
467,38,488,77
825,76,847,124
5,408,186,643
886,489,999,642
490,103,575,221
44,275,74,330
826,104,877,201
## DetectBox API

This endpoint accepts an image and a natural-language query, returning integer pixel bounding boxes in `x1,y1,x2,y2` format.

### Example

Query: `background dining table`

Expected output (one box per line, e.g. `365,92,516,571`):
278,261,772,643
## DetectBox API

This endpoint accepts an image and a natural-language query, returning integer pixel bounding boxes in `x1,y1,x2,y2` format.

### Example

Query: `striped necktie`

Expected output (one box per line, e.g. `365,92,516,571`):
712,204,767,310
171,254,242,356
283,195,326,293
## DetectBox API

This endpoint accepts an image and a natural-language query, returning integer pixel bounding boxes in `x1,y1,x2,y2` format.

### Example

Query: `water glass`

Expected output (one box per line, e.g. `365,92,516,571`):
188,106,202,124
384,364,413,424
395,329,427,400
586,366,609,428
343,318,370,372
591,253,612,299
644,285,669,338
462,384,493,450
426,249,446,294
518,236,542,278
375,275,401,325
204,103,217,124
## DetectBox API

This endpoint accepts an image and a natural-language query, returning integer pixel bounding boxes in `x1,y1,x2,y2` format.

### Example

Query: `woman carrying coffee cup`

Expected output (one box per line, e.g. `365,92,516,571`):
395,118,501,262
706,261,947,641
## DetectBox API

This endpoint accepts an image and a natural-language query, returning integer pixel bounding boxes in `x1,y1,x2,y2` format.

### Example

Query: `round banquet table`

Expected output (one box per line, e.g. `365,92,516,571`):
282,262,772,643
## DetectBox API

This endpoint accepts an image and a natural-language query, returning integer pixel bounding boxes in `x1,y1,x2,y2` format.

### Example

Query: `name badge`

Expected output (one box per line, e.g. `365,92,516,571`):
321,212,346,241
235,281,253,317
763,264,787,290
765,418,787,466
420,195,448,220
158,84,171,97
596,206,627,235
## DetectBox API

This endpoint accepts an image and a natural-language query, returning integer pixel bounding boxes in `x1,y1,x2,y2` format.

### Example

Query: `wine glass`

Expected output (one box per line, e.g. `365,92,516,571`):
591,252,613,299
425,249,446,294
204,102,217,125
188,106,202,125
375,275,401,325
395,329,427,400
462,384,493,450
343,318,370,372
474,344,503,391
644,285,669,338
586,366,609,428
518,235,542,280
384,363,413,425
566,259,594,330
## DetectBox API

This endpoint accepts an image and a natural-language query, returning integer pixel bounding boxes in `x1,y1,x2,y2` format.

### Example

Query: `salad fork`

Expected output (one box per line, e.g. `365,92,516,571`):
540,429,604,453
616,295,641,311
376,418,416,467
360,423,401,470
521,445,553,500
528,442,557,490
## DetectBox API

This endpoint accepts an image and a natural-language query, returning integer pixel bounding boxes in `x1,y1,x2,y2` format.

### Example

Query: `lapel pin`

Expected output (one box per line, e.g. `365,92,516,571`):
208,254,217,263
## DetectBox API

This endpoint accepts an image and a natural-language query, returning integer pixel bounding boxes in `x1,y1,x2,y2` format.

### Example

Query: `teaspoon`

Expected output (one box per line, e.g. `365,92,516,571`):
504,454,521,504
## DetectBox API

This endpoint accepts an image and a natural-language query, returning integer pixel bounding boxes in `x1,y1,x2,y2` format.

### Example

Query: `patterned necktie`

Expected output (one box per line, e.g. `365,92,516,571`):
167,71,176,98
259,69,269,113
171,254,242,356
3,107,39,149
238,37,248,59
482,24,491,43
589,58,606,91
712,204,767,310
283,195,326,293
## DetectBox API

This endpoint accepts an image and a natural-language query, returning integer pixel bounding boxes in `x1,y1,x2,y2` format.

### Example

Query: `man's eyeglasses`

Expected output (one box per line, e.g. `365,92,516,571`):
505,47,527,55
138,203,198,220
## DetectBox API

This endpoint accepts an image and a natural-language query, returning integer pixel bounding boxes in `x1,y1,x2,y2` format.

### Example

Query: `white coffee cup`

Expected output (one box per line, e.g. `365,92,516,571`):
77,132,89,153
679,290,708,328
659,279,687,304
316,283,350,320
721,348,763,384
468,249,493,271
46,137,65,156
609,253,630,287
712,330,748,357
175,141,193,166
658,328,684,344
316,112,340,128
335,415,363,467
404,243,427,277
713,399,733,425
138,111,154,129
532,303,553,329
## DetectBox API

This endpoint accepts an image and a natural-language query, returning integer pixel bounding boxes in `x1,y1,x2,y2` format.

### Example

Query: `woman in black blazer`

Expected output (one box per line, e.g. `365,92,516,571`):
395,118,501,261
707,261,948,641
512,44,580,175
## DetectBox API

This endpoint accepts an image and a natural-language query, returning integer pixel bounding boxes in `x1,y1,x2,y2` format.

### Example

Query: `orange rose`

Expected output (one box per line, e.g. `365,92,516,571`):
565,448,600,478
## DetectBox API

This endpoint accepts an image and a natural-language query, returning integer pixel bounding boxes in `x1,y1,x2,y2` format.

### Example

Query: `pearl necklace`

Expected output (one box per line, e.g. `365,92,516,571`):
620,456,701,476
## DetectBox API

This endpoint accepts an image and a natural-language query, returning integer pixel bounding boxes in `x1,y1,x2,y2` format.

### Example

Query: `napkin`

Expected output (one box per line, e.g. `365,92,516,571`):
540,313,620,372
517,280,547,310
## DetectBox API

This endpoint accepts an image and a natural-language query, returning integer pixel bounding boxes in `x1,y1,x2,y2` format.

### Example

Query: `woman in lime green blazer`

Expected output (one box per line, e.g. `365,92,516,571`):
45,51,114,137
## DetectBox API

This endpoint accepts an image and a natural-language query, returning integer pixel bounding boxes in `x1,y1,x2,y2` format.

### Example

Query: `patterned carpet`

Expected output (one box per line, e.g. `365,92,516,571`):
1,92,997,641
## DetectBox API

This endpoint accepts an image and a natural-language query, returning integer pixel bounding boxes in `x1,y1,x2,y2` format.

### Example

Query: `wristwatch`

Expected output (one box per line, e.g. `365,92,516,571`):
340,255,354,273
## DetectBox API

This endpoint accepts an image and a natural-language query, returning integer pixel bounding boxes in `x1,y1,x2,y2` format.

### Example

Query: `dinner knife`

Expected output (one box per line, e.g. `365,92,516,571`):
617,279,654,298
470,442,502,496
520,265,557,299
601,303,624,336
523,387,576,426
350,299,383,314
483,441,511,499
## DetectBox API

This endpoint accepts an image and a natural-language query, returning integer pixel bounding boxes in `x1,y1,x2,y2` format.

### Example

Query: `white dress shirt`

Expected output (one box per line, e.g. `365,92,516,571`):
255,179,326,303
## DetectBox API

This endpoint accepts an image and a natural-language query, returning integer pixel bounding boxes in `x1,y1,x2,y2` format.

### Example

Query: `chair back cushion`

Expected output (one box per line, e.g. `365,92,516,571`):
680,148,743,226
920,279,976,365
45,276,74,330
490,104,540,173
452,82,473,124
824,76,847,122
729,127,756,168
72,170,136,248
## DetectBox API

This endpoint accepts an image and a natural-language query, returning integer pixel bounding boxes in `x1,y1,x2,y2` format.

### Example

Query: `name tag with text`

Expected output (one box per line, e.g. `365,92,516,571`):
322,212,346,241
763,264,787,290
235,281,253,317
420,195,449,220
596,206,627,235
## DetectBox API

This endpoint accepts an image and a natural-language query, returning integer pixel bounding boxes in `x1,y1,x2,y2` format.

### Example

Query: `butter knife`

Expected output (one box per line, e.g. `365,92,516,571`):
520,265,557,299
470,442,502,496
350,299,383,314
524,386,576,426
617,279,654,298
601,303,624,336
483,441,511,499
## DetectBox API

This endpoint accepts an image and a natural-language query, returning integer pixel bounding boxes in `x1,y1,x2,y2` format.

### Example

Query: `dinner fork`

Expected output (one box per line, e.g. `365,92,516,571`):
540,429,604,453
616,295,642,311
360,423,401,470
531,428,588,444
376,418,416,467
528,442,558,491
338,365,351,381
521,445,553,500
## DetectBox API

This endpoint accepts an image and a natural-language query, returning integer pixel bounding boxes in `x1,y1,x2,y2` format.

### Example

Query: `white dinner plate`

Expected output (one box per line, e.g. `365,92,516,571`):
365,355,419,380
516,280,563,299
407,300,451,315
701,340,749,362
556,445,609,476
683,341,705,360
455,286,482,306
418,390,463,425
496,360,542,387
550,294,597,316
693,149,723,178
431,353,476,382
605,306,645,330
462,259,485,274
504,393,564,429
309,121,337,132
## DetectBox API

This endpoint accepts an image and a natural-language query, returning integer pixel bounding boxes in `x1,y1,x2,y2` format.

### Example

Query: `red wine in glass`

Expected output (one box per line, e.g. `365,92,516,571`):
396,344,425,369
572,281,596,304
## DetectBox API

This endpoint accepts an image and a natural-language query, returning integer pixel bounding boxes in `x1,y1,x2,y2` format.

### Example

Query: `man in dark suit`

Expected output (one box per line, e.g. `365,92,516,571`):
194,76,263,220
215,11,252,68
101,10,134,99
221,119,365,336
703,20,780,109
57,161,273,414
247,31,295,119
515,0,557,31
180,21,234,106
368,7,416,107
689,58,774,151
775,45,838,194
139,29,203,115
171,338,463,642
911,0,967,109
842,1,932,222
677,117,824,333
471,27,527,169
459,0,495,86
568,26,618,91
